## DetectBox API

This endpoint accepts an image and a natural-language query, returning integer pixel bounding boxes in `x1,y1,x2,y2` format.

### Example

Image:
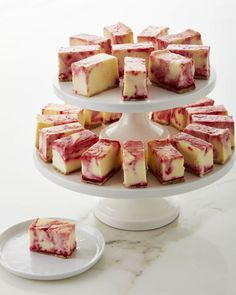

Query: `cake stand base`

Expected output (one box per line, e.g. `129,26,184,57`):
100,112,169,143
94,198,179,231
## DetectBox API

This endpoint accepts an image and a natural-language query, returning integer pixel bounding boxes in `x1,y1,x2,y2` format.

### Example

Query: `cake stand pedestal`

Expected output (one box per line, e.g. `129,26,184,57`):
94,198,179,230
34,67,234,231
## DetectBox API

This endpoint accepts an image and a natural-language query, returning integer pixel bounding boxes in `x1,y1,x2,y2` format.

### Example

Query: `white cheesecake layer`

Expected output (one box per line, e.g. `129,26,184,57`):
52,149,81,174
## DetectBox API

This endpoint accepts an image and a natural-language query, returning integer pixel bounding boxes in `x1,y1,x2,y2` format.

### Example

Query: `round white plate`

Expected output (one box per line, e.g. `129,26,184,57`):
0,219,105,280
53,67,216,113
34,149,235,199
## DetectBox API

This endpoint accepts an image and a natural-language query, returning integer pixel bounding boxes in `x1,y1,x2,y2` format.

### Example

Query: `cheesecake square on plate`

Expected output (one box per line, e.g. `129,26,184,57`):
122,140,147,188
112,42,154,76
42,103,84,126
71,53,119,97
103,112,122,124
58,45,100,81
81,139,121,185
170,97,215,130
103,22,134,44
123,57,148,100
147,139,185,184
149,49,195,93
29,218,76,258
191,114,235,147
156,29,202,50
52,129,99,174
35,114,79,148
185,105,228,126
137,26,169,49
38,122,84,162
184,123,232,164
167,44,210,79
83,110,103,129
171,132,214,176
69,33,111,54
151,109,171,125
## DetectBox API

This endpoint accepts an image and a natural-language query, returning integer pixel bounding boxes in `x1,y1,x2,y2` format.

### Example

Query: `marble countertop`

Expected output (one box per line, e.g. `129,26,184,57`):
0,0,236,294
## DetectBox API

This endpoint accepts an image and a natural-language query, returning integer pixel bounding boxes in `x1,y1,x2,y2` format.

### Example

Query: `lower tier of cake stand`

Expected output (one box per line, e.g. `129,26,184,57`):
94,197,179,231
100,112,170,143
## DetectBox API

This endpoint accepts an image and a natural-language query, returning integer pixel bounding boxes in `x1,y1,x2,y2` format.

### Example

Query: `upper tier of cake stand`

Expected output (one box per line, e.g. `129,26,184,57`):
53,67,216,113
34,150,234,199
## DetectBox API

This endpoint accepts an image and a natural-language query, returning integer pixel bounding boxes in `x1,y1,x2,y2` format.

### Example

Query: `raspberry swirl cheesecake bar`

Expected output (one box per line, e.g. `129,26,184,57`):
58,45,100,81
112,42,154,76
103,22,134,44
137,26,169,49
170,97,215,130
81,139,121,185
84,110,103,129
151,109,171,125
52,129,99,174
42,103,84,126
185,105,228,125
69,33,111,54
191,114,235,147
123,57,148,100
35,114,79,148
29,218,76,258
71,53,119,97
171,132,214,176
103,112,122,124
156,29,202,50
122,140,147,188
38,123,84,162
184,123,232,164
167,44,210,79
147,139,185,184
149,50,195,93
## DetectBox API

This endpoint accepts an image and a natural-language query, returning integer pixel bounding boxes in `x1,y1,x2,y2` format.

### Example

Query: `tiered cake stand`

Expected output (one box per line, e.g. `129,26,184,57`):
34,67,235,230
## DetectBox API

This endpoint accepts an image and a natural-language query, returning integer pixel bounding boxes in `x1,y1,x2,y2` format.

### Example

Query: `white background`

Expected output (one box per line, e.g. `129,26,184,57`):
0,0,236,294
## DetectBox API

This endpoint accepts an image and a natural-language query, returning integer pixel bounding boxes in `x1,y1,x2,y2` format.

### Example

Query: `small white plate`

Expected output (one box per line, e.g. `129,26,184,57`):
0,219,105,280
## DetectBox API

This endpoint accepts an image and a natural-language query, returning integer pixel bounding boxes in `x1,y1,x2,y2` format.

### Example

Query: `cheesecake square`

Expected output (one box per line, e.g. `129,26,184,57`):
149,50,195,93
81,139,121,185
184,123,232,164
147,139,185,184
103,22,134,44
171,132,214,176
84,109,103,129
71,53,119,97
170,97,215,130
137,26,169,49
123,57,148,100
69,33,111,54
35,114,79,148
112,42,154,76
52,130,99,174
38,123,84,162
185,105,228,126
167,44,210,79
42,103,84,126
58,45,100,81
156,29,202,50
123,140,147,188
29,218,76,258
103,112,122,124
151,109,171,125
191,114,235,147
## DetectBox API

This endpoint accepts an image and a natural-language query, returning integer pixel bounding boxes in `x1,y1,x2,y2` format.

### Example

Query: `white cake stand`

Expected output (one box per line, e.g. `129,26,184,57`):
35,67,234,230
